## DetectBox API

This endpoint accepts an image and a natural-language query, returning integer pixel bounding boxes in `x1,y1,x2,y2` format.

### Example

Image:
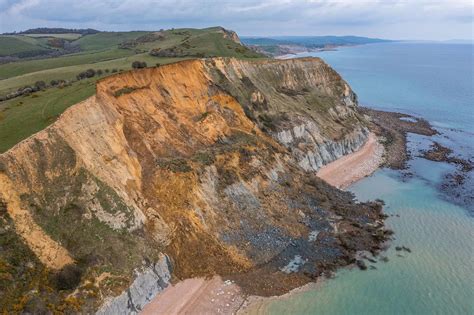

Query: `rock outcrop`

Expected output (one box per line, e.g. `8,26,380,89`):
97,254,172,315
0,57,387,313
218,27,242,44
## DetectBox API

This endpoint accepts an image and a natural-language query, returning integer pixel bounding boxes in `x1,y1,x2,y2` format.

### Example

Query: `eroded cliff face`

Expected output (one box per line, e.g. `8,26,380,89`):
207,58,368,171
0,58,387,313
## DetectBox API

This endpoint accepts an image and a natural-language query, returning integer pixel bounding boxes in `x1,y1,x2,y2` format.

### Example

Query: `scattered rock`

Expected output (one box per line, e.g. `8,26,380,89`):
402,246,412,253
356,260,367,270
380,256,389,263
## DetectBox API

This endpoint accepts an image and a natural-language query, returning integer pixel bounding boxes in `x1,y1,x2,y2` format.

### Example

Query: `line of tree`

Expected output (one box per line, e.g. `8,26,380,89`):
3,28,100,35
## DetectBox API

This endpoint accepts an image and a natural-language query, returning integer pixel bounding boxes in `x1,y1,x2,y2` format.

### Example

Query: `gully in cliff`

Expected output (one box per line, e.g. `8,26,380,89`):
0,57,391,313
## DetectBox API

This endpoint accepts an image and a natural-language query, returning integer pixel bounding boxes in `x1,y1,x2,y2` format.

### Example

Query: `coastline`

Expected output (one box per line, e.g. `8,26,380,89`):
316,132,384,189
139,132,386,315
140,277,245,315
137,109,470,315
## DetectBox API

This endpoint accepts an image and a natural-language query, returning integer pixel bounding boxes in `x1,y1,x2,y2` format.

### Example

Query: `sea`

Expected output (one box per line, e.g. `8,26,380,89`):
250,42,474,314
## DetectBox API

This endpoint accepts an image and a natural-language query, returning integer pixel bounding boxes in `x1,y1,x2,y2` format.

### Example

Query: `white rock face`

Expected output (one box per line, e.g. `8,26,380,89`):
97,254,172,315
274,120,369,172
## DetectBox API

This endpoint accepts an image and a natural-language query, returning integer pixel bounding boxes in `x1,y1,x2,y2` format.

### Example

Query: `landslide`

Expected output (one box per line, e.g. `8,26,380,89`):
0,57,388,313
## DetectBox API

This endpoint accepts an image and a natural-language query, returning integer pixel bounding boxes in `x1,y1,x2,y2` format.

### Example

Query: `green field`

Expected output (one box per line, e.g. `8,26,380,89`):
0,80,96,152
0,27,265,153
0,36,50,56
73,31,149,51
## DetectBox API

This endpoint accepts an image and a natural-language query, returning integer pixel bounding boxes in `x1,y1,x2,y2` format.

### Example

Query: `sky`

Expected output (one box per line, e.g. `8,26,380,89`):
0,0,473,40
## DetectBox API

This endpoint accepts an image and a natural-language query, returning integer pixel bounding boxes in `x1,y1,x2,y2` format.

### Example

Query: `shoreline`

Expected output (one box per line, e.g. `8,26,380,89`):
140,276,245,315
137,108,438,314
316,132,384,190
139,132,386,315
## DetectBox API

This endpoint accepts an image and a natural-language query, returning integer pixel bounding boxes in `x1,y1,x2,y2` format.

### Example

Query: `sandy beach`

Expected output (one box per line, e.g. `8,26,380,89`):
139,133,383,315
316,132,384,189
140,276,244,315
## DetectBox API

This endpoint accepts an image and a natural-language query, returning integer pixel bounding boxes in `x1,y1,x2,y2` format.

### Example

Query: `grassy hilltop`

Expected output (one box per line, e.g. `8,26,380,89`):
0,27,265,152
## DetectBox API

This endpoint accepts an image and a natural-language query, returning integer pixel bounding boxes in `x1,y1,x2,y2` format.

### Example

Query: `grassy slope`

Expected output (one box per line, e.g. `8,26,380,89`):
0,36,51,56
0,49,135,80
140,28,262,58
73,31,149,51
0,28,265,153
0,80,95,152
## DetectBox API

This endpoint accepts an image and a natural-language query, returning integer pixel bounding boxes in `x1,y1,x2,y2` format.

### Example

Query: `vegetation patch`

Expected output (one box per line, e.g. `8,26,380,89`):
192,151,215,166
157,158,192,172
197,111,210,121
113,85,147,97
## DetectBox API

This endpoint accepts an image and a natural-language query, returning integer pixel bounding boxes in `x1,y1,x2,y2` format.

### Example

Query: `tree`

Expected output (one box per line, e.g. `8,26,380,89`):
132,61,147,69
84,69,95,78
77,69,96,80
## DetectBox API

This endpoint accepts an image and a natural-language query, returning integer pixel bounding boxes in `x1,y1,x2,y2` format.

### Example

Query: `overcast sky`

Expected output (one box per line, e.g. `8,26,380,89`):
0,0,472,40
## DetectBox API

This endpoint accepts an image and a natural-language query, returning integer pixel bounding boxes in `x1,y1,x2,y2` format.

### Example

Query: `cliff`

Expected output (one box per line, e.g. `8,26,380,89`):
0,57,388,313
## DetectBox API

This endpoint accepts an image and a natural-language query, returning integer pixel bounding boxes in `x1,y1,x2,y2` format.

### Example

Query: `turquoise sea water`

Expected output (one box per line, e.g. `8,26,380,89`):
254,43,474,314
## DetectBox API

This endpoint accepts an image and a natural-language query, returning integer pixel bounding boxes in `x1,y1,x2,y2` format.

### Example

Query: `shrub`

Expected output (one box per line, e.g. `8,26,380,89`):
157,158,192,172
113,86,138,97
198,111,210,121
193,151,215,166
104,69,110,73
76,69,96,80
34,81,46,90
50,80,58,86
132,61,147,69
111,68,118,73
53,264,82,290
97,69,103,76
259,114,276,130
84,68,95,78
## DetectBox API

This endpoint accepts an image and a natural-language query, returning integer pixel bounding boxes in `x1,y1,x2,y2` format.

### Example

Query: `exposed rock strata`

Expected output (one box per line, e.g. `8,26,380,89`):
97,254,172,315
0,58,388,313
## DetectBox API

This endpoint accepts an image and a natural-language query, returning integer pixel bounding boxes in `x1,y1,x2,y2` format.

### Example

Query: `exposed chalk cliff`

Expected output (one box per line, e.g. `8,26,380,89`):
0,57,388,313
275,123,369,171
97,254,172,315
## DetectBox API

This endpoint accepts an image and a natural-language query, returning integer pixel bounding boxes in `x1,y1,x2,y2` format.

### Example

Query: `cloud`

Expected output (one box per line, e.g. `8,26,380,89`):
0,0,472,40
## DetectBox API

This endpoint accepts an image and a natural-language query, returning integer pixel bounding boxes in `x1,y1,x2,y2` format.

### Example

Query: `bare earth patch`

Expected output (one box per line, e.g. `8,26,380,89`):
0,173,74,270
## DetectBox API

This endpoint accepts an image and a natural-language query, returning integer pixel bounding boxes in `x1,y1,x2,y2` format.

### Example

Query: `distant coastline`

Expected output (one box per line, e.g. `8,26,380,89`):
241,35,392,57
